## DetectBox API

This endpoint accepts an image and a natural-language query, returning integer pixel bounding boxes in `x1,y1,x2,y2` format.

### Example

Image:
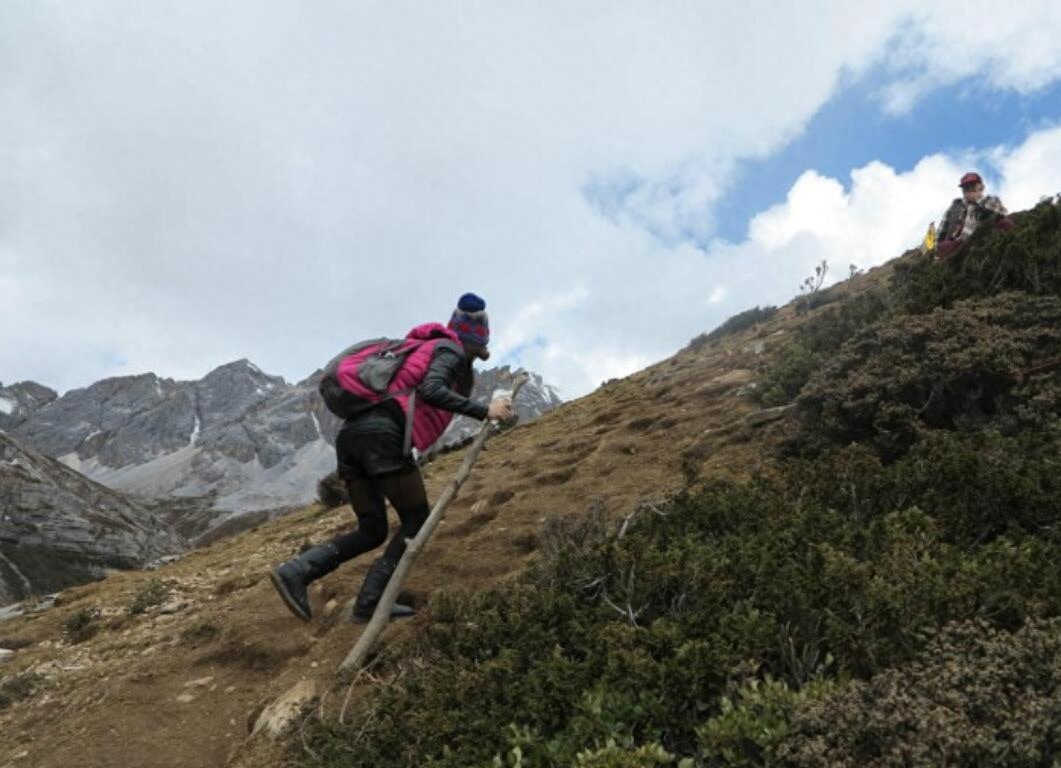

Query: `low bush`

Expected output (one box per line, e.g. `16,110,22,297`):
755,289,890,406
787,431,1061,547
781,619,1061,767
789,293,1061,458
127,577,173,616
317,471,348,508
687,306,779,351
892,200,1061,315
300,466,1061,767
0,671,44,711
62,606,99,644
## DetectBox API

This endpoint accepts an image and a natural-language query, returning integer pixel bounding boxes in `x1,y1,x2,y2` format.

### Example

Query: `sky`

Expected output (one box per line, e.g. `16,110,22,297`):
2,2,1061,400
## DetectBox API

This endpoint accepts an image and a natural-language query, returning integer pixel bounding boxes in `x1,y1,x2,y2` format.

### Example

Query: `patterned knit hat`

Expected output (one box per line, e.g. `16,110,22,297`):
448,293,490,348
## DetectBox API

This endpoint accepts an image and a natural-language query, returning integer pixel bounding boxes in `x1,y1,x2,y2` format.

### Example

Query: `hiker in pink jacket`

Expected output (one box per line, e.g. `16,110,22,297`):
269,294,513,623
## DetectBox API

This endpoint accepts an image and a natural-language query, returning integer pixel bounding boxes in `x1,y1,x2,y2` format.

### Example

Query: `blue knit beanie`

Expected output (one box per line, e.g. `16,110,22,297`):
448,292,489,347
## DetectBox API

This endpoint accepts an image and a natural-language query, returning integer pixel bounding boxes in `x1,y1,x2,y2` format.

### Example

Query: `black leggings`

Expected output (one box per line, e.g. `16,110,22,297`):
328,467,430,565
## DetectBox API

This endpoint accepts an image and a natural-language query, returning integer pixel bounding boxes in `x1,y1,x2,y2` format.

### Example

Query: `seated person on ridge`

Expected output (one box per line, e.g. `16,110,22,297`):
936,171,1014,259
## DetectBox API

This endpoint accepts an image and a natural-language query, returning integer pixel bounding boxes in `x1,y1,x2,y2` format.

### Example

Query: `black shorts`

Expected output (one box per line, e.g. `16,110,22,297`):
335,422,417,481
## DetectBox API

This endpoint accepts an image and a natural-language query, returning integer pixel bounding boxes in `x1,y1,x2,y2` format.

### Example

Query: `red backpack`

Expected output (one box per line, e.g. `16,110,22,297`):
318,331,462,419
318,338,413,419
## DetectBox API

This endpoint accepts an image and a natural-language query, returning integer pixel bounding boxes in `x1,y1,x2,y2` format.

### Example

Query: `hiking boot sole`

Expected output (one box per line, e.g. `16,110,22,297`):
268,568,312,623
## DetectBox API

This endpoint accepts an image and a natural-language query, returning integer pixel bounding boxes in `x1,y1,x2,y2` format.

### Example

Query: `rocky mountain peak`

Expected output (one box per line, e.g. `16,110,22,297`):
7,358,562,539
200,359,284,386
0,380,59,430
194,359,286,430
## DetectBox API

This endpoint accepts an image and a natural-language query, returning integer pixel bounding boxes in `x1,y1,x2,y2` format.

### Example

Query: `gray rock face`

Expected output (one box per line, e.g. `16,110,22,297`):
8,359,561,539
10,373,185,462
745,403,796,427
0,381,59,432
0,430,185,605
7,361,334,527
11,361,295,469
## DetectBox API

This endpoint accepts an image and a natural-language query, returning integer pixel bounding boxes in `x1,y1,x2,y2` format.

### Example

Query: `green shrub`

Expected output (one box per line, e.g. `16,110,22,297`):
790,293,1061,458
696,675,832,767
62,606,99,644
794,285,842,316
687,306,779,351
297,471,1061,767
781,619,1061,767
127,577,173,616
755,289,890,406
317,471,348,508
493,730,689,768
793,290,839,316
786,432,1061,547
534,498,611,590
795,288,891,353
0,671,44,711
754,342,821,407
892,200,1061,315
572,741,687,767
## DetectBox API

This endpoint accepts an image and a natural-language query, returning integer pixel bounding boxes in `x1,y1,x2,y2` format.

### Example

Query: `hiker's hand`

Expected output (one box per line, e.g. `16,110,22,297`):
488,400,514,421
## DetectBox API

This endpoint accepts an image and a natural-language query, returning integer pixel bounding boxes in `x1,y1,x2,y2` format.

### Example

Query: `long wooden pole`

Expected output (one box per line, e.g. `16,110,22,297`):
339,372,529,672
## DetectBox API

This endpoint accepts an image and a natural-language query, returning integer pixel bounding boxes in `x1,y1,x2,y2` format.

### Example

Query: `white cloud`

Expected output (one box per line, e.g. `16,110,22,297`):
994,125,1061,208
746,157,958,272
488,287,589,367
875,2,1061,113
1,2,1060,400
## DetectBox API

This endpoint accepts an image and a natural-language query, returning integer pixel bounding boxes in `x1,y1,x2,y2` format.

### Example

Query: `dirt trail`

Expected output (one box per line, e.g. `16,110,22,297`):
0,264,893,768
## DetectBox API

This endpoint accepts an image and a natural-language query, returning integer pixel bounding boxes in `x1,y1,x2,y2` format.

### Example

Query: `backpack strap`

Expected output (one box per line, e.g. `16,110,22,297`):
402,391,416,457
378,339,412,355
942,199,965,240
433,339,467,359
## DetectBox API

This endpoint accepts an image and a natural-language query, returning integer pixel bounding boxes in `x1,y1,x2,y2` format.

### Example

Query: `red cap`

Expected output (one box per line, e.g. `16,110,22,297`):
959,172,983,187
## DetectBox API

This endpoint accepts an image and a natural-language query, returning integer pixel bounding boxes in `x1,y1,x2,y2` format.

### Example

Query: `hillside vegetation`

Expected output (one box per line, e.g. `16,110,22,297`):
300,201,1061,767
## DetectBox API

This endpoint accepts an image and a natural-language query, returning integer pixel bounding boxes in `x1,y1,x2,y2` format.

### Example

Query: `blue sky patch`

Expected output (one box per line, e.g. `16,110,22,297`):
710,73,1061,243
502,335,549,367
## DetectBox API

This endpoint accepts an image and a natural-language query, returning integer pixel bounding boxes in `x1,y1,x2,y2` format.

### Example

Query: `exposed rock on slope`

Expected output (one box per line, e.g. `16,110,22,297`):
0,431,184,605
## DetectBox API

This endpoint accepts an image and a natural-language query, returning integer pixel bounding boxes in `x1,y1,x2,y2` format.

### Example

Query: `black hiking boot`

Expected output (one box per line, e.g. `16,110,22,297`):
350,556,416,623
268,542,343,622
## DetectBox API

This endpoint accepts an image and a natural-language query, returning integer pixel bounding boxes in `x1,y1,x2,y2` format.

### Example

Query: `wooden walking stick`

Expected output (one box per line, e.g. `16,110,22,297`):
339,372,529,672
